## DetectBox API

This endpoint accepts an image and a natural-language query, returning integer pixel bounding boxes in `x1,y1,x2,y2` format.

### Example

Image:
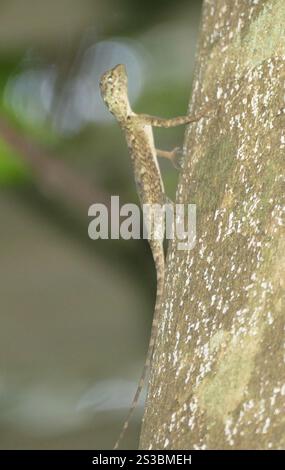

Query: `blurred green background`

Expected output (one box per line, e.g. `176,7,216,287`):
0,0,202,449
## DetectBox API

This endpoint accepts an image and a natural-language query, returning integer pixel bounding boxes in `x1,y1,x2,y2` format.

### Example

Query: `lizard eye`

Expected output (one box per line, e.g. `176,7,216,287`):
107,77,113,83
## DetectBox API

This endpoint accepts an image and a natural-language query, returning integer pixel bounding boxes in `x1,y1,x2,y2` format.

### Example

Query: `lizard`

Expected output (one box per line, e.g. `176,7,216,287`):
99,64,210,449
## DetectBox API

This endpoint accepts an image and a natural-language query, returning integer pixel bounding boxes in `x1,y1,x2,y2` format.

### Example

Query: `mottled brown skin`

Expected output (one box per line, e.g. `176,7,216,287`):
100,64,207,449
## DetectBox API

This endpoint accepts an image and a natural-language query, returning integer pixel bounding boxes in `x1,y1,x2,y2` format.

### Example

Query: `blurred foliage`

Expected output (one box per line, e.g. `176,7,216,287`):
0,0,202,450
0,139,29,184
0,0,202,189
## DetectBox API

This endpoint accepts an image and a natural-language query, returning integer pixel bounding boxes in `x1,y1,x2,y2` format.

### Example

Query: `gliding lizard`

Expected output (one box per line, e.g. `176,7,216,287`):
100,64,209,449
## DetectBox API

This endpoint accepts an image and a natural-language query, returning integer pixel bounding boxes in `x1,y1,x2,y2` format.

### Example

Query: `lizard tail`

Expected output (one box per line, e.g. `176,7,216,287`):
113,240,165,449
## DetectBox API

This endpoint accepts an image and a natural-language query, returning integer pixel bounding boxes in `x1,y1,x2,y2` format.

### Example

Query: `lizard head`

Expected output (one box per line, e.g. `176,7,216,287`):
100,64,130,120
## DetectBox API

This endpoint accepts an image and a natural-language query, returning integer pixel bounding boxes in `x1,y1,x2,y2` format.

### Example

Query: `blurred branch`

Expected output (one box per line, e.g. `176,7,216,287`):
0,114,109,214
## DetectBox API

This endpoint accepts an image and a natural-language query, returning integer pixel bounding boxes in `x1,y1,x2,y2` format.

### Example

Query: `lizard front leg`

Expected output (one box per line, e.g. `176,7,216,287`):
140,108,212,128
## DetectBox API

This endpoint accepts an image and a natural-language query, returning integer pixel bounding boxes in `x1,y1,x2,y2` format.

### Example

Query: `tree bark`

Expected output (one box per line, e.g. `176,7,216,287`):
140,0,285,450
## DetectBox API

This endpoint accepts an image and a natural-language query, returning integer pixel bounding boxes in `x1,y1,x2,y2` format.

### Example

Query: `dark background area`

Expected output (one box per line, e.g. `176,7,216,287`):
0,0,202,449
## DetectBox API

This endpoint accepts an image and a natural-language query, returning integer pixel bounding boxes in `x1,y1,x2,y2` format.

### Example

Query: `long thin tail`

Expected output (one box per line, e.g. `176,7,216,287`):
113,241,165,449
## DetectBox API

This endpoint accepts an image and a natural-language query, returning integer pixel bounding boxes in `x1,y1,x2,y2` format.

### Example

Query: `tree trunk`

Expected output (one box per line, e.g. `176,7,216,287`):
140,0,285,450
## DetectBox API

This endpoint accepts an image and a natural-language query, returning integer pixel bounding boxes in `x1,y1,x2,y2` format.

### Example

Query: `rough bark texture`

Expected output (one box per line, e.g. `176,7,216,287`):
140,0,285,450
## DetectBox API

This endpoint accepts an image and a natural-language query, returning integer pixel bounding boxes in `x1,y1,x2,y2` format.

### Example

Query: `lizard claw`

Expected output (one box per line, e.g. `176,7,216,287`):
172,147,184,170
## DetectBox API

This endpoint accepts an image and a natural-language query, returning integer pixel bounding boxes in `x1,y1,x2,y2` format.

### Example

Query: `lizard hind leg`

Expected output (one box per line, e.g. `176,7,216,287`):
156,147,184,170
